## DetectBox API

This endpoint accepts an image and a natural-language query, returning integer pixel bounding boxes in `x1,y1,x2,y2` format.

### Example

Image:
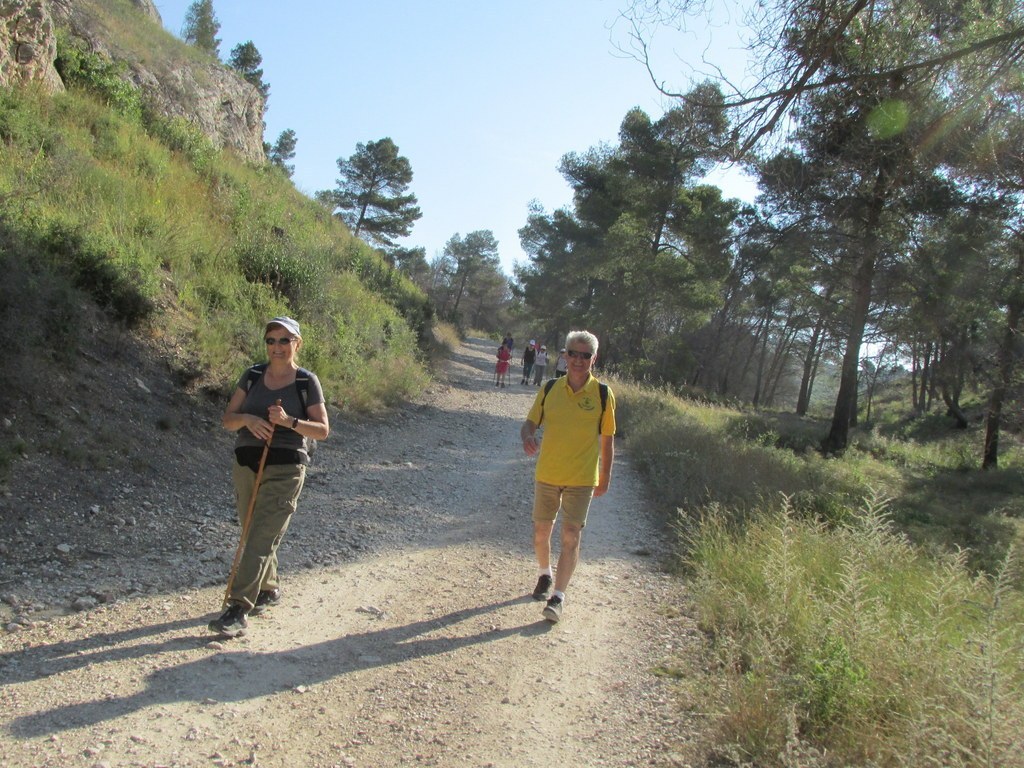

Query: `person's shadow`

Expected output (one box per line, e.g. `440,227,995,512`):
5,595,550,737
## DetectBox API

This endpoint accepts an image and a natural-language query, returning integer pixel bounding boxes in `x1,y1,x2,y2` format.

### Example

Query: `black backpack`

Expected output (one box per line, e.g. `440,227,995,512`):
538,378,609,434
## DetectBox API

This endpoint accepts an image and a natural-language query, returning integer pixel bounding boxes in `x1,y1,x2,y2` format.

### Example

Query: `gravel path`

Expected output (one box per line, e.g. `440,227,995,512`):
0,337,703,768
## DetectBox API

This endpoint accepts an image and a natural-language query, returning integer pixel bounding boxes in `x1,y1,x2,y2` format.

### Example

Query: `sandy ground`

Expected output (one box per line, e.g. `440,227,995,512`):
0,337,704,768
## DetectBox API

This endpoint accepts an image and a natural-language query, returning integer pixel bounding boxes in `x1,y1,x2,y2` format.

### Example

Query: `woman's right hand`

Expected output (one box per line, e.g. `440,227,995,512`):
245,414,275,441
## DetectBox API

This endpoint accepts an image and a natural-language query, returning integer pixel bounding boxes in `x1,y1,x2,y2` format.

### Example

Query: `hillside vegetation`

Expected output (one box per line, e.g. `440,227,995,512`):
0,15,435,468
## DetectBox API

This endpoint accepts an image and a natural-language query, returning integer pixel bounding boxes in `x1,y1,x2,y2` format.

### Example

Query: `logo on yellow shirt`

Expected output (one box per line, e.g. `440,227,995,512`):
578,396,597,411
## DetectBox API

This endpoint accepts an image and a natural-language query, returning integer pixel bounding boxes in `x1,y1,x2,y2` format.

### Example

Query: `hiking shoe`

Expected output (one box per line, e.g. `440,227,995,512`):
543,595,563,623
532,574,553,600
209,603,248,637
249,588,281,616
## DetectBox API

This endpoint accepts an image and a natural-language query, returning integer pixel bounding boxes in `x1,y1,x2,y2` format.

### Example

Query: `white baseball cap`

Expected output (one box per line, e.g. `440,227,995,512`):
265,316,301,337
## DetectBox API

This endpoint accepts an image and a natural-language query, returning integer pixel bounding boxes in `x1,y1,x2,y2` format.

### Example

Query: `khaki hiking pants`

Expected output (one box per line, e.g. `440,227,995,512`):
229,461,306,609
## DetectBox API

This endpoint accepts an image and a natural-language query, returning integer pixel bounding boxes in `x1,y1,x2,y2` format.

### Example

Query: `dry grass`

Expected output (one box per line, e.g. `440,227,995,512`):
614,381,1024,766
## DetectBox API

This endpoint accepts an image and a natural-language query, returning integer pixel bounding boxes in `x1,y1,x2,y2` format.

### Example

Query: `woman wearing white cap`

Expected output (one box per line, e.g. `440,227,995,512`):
209,316,330,637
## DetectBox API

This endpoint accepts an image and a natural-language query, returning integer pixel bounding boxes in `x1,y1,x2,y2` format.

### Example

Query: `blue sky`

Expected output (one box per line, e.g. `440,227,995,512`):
153,1,757,273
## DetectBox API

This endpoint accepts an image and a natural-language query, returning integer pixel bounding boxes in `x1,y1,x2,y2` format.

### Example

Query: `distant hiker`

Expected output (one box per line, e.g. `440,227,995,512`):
521,340,537,385
532,345,548,385
519,330,615,623
554,348,568,378
502,333,514,356
209,316,330,638
495,342,512,387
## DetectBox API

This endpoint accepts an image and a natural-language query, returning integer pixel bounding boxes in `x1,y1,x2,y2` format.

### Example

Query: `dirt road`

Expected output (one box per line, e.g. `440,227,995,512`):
0,337,700,768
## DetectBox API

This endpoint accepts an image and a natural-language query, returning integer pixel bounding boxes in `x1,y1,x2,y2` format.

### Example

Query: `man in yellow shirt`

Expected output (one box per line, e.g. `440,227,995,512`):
519,330,615,623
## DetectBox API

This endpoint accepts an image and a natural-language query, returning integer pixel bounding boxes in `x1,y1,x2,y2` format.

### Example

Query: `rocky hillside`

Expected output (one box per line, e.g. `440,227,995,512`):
1,0,265,163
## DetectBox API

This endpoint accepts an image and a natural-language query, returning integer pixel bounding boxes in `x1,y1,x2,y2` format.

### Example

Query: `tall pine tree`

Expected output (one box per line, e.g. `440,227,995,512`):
182,0,221,57
316,138,421,248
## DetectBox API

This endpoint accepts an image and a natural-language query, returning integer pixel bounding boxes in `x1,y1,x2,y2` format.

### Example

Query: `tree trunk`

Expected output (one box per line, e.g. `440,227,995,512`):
807,343,824,409
450,270,471,320
927,352,939,411
751,309,774,408
765,323,798,408
822,162,891,454
850,371,860,428
720,325,748,396
983,250,1024,469
796,292,831,415
692,284,738,388
823,276,872,454
823,247,877,453
936,341,969,429
744,313,770,405
941,386,969,429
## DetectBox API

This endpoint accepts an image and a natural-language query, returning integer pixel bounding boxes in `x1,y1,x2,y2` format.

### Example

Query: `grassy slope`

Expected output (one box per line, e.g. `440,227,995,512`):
615,379,1024,767
0,4,435,436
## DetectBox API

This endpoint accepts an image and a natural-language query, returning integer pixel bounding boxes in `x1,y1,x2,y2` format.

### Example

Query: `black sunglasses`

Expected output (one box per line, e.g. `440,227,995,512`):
566,349,593,360
265,337,295,346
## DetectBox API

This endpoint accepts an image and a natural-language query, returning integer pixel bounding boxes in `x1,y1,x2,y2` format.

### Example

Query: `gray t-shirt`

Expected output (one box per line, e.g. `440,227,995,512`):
233,367,325,457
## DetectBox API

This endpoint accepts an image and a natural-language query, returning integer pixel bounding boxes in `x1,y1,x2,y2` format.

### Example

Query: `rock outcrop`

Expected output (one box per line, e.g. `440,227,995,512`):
0,0,63,93
129,0,161,24
3,0,265,165
127,62,267,164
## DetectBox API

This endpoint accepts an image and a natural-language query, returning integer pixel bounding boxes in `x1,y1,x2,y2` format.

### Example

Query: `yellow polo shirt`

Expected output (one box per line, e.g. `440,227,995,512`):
527,375,616,486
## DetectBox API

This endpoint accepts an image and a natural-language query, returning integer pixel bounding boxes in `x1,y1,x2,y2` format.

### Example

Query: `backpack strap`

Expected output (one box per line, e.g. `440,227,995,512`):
537,378,557,426
244,363,309,418
293,367,311,418
244,362,268,392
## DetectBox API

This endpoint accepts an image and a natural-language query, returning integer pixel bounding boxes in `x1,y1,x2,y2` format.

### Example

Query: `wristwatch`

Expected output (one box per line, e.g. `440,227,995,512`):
291,417,299,429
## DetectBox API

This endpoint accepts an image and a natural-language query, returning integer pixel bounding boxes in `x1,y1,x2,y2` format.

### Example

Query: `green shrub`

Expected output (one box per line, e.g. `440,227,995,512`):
0,87,61,151
803,634,868,730
146,113,216,171
54,30,143,122
235,234,324,310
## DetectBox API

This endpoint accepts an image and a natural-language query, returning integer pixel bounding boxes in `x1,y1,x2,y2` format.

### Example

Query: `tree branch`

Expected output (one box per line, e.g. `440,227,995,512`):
633,1,1024,158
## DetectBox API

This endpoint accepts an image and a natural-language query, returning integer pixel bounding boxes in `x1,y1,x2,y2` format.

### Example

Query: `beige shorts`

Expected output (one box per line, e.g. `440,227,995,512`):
531,481,595,528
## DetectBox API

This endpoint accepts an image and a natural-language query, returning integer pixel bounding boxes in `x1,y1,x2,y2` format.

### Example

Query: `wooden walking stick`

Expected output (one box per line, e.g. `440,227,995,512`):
222,400,280,609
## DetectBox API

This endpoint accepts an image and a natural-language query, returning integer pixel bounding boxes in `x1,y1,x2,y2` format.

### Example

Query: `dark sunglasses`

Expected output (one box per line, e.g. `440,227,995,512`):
566,349,593,360
265,337,295,346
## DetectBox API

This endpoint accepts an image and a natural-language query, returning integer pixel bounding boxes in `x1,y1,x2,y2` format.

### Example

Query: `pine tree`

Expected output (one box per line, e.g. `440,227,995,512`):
181,0,221,57
267,129,297,177
228,41,269,101
316,138,422,248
